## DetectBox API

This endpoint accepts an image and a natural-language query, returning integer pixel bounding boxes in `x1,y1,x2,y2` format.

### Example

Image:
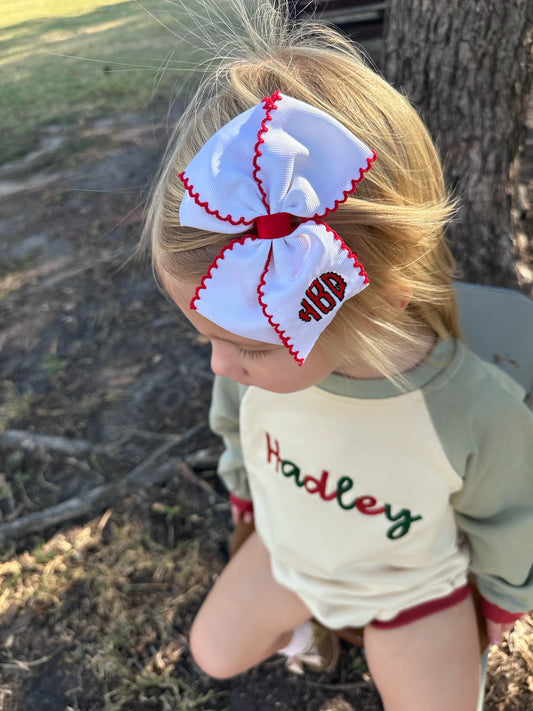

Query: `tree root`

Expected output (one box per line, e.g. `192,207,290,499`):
0,425,211,544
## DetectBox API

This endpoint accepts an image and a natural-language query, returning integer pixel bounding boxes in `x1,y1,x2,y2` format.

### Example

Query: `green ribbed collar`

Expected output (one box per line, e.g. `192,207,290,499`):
317,338,457,399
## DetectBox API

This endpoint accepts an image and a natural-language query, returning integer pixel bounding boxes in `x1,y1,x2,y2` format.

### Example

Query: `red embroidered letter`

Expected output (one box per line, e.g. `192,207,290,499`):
304,470,338,500
299,298,321,322
266,432,282,472
355,496,386,515
306,278,336,315
299,273,348,323
321,272,346,301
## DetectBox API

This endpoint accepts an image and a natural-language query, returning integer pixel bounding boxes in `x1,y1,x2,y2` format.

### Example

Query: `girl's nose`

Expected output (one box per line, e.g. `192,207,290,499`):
210,341,247,380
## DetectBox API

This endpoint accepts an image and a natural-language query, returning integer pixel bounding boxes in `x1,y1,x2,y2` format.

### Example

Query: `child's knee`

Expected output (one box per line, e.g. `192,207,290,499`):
189,611,236,679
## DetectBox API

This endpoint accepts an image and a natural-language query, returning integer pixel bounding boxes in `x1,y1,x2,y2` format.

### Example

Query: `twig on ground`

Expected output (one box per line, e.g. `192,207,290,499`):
185,448,220,470
174,460,220,497
64,456,105,485
305,680,373,691
13,478,37,512
36,463,61,493
0,651,58,672
0,429,219,471
120,427,188,442
0,430,93,457
0,425,204,544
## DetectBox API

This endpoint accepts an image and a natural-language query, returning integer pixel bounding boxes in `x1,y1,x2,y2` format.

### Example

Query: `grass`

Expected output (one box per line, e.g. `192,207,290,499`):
0,382,33,432
0,506,219,710
0,0,203,164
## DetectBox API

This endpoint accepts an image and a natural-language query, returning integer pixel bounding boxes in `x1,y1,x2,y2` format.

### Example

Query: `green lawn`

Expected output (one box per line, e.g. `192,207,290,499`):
0,0,200,163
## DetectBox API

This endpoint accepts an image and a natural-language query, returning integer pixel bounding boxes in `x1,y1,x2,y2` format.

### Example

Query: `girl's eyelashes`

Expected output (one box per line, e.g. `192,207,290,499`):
237,346,271,360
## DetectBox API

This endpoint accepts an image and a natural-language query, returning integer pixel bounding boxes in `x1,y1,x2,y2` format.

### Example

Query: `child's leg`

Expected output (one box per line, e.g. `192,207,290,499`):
364,596,481,711
189,531,312,679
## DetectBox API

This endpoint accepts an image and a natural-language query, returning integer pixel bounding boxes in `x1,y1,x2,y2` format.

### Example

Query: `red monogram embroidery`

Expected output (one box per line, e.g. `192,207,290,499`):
299,272,347,322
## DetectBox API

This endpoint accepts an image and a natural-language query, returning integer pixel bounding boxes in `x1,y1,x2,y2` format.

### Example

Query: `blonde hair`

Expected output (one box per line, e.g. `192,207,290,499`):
142,0,461,380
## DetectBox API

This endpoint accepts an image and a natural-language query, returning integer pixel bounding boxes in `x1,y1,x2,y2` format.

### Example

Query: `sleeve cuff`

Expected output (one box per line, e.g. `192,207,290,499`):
230,493,254,514
481,597,524,624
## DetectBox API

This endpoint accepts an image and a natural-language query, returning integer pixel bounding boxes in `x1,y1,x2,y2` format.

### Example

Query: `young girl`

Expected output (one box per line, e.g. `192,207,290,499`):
142,3,533,709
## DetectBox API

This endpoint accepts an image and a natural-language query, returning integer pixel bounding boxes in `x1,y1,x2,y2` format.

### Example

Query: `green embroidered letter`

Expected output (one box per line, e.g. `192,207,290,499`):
281,460,306,488
384,505,422,539
336,476,357,510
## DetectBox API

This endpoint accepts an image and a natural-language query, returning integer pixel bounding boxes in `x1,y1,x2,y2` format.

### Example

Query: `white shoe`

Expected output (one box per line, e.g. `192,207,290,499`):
284,622,340,675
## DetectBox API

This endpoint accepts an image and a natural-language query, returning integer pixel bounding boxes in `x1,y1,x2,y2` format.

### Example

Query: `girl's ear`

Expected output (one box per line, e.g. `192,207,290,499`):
396,295,411,311
384,287,413,311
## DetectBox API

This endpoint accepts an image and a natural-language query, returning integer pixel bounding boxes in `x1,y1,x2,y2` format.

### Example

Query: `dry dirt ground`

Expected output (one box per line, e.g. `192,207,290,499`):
0,110,532,711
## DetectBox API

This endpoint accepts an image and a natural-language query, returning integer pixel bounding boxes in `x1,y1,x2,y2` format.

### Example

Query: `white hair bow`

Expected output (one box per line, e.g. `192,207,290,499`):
179,91,375,364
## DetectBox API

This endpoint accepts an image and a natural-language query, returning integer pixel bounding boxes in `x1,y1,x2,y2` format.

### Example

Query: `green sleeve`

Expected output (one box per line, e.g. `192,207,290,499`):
426,346,533,613
453,394,533,613
208,375,251,501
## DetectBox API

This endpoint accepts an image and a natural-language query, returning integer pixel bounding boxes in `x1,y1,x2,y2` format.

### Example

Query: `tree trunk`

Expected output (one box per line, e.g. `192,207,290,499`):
383,0,532,288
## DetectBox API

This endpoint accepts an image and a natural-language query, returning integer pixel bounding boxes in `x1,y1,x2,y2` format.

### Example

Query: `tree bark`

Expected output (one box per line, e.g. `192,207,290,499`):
383,0,532,288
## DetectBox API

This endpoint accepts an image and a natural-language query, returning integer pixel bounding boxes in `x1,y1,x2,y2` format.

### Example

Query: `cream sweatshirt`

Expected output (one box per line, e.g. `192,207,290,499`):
210,339,533,628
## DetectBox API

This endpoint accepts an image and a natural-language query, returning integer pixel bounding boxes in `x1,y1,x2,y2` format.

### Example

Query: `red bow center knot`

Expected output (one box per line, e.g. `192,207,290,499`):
255,212,293,240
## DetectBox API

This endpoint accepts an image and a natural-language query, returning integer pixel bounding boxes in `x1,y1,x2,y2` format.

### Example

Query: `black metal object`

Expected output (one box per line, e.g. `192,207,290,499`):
289,1,386,39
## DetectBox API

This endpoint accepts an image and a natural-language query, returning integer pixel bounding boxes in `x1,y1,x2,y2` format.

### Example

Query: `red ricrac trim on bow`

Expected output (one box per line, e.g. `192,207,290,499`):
252,91,283,214
257,247,305,366
190,233,257,310
179,171,254,228
308,220,370,285
312,150,377,222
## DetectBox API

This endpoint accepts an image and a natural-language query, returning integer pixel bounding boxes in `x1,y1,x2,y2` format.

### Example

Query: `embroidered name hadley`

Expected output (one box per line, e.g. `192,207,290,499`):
266,433,422,540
